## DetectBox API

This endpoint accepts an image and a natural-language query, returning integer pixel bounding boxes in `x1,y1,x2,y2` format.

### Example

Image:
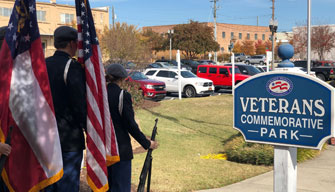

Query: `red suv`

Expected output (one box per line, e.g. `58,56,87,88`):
197,65,250,91
127,71,166,100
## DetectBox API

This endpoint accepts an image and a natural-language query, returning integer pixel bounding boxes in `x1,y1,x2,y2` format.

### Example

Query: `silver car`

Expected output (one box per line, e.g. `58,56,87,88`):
245,55,266,65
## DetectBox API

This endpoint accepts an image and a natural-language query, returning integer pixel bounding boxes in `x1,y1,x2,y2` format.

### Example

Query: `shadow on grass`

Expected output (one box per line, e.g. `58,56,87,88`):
143,108,179,122
144,108,227,139
184,117,231,127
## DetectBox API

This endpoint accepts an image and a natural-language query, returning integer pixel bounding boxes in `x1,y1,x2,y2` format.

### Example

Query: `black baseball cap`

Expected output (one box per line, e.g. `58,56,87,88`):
106,64,128,78
54,26,77,43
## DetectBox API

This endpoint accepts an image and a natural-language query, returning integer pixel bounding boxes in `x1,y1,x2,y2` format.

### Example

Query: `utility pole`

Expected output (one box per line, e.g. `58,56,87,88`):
212,0,218,63
271,0,275,70
257,16,259,26
307,0,311,75
112,6,115,28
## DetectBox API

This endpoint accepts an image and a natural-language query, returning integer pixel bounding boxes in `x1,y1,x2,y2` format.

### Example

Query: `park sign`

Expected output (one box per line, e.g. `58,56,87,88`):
234,71,335,149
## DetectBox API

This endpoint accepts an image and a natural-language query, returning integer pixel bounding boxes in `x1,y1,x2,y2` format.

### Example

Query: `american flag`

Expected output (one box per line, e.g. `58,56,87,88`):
0,0,63,191
75,0,120,191
270,81,288,90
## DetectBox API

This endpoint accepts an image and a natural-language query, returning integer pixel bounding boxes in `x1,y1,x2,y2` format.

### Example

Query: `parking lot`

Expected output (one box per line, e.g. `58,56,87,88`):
163,88,232,100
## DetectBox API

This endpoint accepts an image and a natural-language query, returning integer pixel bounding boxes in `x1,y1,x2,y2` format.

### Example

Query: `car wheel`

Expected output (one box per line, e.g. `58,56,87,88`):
245,61,250,65
184,86,196,98
260,61,264,65
316,74,326,81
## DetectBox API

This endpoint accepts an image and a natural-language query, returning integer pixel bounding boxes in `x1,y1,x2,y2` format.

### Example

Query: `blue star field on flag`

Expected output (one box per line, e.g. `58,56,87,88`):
76,0,99,61
5,0,39,59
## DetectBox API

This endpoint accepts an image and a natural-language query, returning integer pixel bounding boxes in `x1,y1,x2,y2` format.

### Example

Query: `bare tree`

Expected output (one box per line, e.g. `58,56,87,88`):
311,25,335,60
292,24,335,60
292,26,307,59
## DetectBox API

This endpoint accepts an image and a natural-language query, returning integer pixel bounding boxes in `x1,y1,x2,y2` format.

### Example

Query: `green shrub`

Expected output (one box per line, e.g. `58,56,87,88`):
223,136,274,165
120,81,144,109
218,53,232,62
223,135,324,166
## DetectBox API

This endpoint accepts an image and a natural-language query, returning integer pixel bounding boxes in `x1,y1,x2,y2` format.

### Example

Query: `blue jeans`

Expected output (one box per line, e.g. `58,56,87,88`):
44,151,83,192
107,160,131,192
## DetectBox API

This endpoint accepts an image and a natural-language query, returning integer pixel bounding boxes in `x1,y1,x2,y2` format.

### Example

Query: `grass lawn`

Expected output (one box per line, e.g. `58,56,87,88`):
131,95,272,192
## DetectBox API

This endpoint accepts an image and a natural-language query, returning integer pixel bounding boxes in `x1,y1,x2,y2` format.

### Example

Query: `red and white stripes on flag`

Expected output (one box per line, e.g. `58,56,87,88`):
0,0,63,191
75,0,120,191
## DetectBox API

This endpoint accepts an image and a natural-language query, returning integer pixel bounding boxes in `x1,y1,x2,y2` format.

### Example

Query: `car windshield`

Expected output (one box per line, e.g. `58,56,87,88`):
181,71,197,78
246,66,261,75
130,72,148,80
190,60,200,65
228,68,241,74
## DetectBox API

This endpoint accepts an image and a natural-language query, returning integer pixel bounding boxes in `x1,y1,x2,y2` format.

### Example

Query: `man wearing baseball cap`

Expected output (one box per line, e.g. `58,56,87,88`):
44,26,86,192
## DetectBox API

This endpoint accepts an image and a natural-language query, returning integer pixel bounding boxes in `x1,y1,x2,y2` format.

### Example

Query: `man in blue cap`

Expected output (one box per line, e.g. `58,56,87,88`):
44,26,87,192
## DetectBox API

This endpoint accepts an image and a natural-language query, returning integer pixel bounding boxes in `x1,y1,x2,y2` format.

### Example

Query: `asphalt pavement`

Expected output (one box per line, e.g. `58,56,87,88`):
164,89,232,100
197,145,335,192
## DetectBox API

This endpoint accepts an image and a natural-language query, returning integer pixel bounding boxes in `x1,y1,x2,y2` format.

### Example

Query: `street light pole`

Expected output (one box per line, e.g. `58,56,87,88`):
271,30,275,69
307,0,311,75
269,19,278,70
168,29,174,61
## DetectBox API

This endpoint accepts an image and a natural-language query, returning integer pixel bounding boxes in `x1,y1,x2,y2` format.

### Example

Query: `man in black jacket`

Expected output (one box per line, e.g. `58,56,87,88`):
44,26,86,192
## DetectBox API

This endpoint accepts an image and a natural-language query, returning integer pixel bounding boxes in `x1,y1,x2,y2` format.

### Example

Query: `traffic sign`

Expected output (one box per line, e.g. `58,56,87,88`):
234,71,335,149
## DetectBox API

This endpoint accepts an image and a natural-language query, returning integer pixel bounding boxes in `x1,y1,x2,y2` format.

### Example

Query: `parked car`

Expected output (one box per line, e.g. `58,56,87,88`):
245,55,266,65
127,71,166,100
224,63,262,76
314,60,335,67
273,67,316,77
234,53,249,62
198,60,217,65
254,65,271,72
124,62,137,69
181,59,201,74
144,68,214,98
196,64,250,91
146,62,173,69
293,60,335,81
155,59,192,71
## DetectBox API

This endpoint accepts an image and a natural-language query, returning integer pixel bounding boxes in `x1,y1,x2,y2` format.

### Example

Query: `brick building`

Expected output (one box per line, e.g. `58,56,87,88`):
0,0,109,57
143,22,272,58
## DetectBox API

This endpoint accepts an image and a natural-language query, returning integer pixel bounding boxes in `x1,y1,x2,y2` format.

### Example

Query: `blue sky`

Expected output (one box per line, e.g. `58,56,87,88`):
38,0,335,32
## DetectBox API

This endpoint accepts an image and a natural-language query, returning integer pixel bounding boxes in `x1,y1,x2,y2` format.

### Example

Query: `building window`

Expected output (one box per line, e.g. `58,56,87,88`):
0,7,12,17
60,13,74,24
239,33,242,39
231,32,234,39
100,13,104,24
37,10,46,22
262,34,265,40
42,41,46,55
222,32,225,38
255,34,258,40
247,33,250,40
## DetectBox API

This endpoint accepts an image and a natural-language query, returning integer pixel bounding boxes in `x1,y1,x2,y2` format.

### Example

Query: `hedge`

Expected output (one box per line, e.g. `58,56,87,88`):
223,134,324,166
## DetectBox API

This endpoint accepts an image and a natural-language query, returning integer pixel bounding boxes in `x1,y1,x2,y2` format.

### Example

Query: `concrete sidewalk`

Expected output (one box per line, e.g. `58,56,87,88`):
198,145,335,192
